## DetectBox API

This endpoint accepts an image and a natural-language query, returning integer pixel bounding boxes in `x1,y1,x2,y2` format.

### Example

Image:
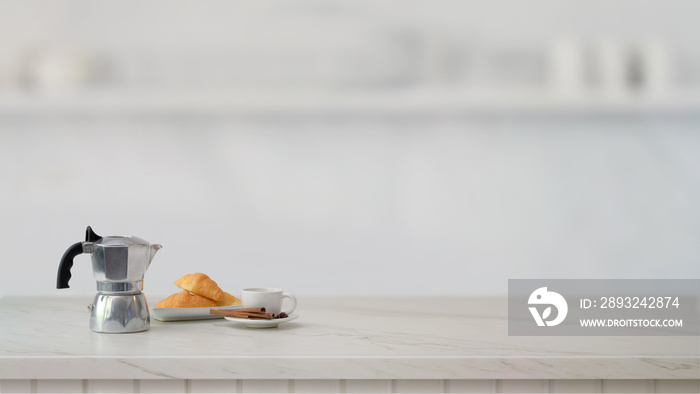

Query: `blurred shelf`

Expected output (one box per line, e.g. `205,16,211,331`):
1,89,700,118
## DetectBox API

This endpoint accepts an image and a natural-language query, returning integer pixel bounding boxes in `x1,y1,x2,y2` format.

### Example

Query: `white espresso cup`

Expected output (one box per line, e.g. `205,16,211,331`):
241,288,297,315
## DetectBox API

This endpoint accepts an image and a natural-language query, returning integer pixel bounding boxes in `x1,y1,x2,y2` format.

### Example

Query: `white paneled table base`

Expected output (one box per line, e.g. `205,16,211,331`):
2,379,700,393
1,296,698,393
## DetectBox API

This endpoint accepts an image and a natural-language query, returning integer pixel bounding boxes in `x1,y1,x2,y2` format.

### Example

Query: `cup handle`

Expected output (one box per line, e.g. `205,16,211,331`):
282,292,297,314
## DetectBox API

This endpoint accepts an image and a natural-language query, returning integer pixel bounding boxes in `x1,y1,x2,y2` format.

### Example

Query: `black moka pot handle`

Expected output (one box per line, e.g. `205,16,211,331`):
57,242,83,289
56,226,101,289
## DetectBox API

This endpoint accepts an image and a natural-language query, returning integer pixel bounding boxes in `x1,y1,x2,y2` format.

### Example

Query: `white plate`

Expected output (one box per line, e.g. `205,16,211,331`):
224,313,298,328
152,305,243,321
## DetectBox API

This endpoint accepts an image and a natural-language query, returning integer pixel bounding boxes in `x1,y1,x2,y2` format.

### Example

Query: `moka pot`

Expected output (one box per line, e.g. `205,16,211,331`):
57,226,162,333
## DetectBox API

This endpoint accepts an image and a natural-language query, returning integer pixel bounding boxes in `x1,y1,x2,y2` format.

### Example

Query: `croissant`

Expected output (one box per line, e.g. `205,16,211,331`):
154,290,219,308
174,273,224,301
218,291,242,306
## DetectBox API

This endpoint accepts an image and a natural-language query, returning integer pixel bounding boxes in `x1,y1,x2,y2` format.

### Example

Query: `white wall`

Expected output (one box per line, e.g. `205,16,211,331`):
1,1,699,296
2,116,699,296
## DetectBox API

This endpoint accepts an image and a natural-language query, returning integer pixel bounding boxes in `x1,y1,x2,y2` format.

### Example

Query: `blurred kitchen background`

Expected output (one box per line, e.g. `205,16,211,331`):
1,0,699,296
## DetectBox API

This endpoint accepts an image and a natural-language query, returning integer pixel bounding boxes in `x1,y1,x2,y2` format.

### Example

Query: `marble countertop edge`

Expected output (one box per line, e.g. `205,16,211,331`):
2,356,698,380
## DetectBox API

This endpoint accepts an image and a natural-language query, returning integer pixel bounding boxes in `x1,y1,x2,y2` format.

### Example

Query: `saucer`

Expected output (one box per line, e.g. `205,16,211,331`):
224,313,298,328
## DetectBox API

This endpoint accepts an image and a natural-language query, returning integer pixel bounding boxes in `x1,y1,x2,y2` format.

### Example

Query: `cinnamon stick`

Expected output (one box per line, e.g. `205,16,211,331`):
225,307,267,313
210,308,274,320
230,311,274,319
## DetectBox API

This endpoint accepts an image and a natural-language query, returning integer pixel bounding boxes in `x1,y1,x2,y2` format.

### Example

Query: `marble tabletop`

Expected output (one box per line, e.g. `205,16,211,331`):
1,295,698,379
